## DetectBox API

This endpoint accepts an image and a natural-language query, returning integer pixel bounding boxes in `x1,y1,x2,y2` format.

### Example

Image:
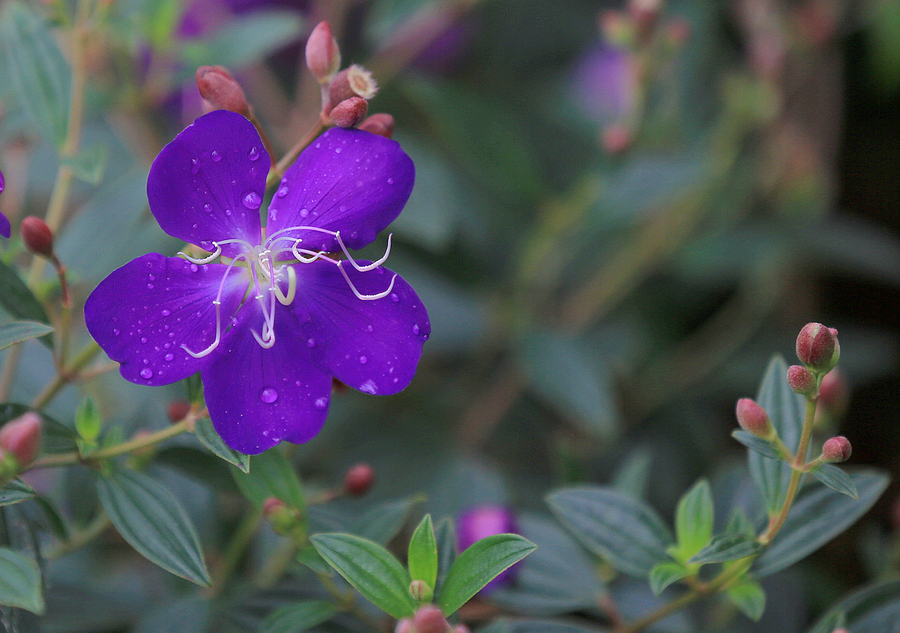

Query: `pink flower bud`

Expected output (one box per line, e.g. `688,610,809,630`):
412,605,451,633
359,113,395,138
796,323,840,373
330,96,369,129
329,65,378,107
451,627,471,633
786,365,817,397
262,497,287,517
395,619,415,633
735,398,772,438
344,463,375,496
20,216,54,257
0,411,42,466
306,21,341,85
166,400,191,424
196,66,251,118
822,436,851,463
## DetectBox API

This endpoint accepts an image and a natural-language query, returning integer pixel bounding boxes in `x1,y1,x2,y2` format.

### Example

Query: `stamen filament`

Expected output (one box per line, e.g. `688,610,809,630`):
274,266,297,305
338,261,397,300
180,253,250,358
334,231,393,271
178,243,222,265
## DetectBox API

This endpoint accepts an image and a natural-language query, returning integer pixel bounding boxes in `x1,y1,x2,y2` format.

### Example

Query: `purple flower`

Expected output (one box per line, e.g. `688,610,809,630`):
571,44,637,125
0,171,9,239
84,110,430,454
457,505,519,593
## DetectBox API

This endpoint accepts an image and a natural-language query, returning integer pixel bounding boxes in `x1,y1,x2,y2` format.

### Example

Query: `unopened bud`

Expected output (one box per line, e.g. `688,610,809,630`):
344,463,375,496
822,436,851,463
20,216,54,257
329,65,378,107
330,96,369,128
166,400,191,423
451,627,471,633
359,113,395,138
196,66,251,118
796,323,840,374
395,619,414,633
602,124,631,153
412,605,450,633
409,579,433,603
306,21,341,85
0,411,42,466
263,497,287,517
735,398,773,439
787,365,817,397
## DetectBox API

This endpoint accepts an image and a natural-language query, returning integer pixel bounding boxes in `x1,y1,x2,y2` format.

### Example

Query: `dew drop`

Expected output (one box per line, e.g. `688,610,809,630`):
299,208,309,218
203,203,213,213
190,158,200,174
335,147,342,154
140,337,147,343
366,324,374,332
249,146,260,161
259,387,279,403
164,353,174,361
192,223,198,229
147,283,154,289
307,338,315,348
359,355,368,364
390,293,400,302
241,190,262,209
412,324,420,335
392,377,399,384
162,309,170,316
211,150,222,162
148,274,156,281
112,329,120,336
387,177,394,185
314,396,329,410
139,368,153,380
190,264,199,272
142,358,149,364
276,184,289,198
225,209,232,216
359,380,377,395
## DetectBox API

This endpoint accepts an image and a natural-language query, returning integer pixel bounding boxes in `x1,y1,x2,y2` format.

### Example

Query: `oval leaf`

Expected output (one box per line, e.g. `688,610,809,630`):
408,514,438,590
310,532,415,620
811,464,858,499
261,600,339,633
0,547,44,613
674,479,713,560
0,261,51,347
649,562,689,596
194,417,249,473
688,533,762,565
754,469,888,578
0,479,35,507
438,533,537,616
807,579,900,633
547,487,673,577
0,321,54,352
731,430,780,460
97,468,211,586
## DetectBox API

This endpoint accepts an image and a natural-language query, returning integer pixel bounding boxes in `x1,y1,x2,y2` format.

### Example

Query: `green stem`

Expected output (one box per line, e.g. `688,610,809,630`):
209,507,263,596
45,511,111,559
30,341,101,411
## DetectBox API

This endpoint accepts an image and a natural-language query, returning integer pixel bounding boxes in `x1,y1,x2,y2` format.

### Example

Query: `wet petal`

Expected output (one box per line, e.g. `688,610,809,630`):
148,110,267,257
292,260,430,396
266,128,414,253
84,253,248,386
203,301,332,454
0,171,8,238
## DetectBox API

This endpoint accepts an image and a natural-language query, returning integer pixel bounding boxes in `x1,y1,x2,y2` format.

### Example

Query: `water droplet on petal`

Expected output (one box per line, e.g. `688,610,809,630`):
190,158,200,174
147,283,154,289
161,309,170,316
299,208,309,218
203,203,213,213
249,146,260,161
241,190,262,209
276,184,289,198
211,151,222,162
335,147,342,154
164,353,174,361
140,368,153,380
387,177,394,185
225,209,232,216
366,325,374,333
390,293,400,302
359,356,368,364
149,274,156,281
112,329,120,336
190,264,199,272
412,324,420,335
259,387,279,403
359,380,377,395
307,338,316,348
314,396,329,410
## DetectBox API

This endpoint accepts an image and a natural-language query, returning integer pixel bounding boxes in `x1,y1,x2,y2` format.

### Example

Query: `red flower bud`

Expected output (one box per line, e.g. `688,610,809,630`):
0,411,42,466
413,605,451,633
344,463,375,496
822,436,851,463
330,96,369,129
329,65,378,107
735,398,773,438
359,113,395,138
306,21,341,85
20,216,54,257
786,365,817,397
796,322,840,373
166,400,191,424
262,497,287,517
196,66,251,118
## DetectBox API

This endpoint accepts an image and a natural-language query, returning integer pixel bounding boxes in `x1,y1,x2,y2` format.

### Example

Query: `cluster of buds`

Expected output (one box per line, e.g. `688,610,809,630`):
395,605,469,633
305,21,394,135
0,412,42,483
263,497,305,541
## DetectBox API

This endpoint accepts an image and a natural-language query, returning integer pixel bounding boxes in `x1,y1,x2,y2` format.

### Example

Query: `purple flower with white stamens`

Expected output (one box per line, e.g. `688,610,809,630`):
84,110,429,454
0,171,9,239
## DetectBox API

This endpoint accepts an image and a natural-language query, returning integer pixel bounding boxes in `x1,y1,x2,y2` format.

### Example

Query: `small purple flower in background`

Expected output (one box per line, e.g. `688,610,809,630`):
0,171,9,239
571,44,638,130
457,505,519,593
85,110,430,454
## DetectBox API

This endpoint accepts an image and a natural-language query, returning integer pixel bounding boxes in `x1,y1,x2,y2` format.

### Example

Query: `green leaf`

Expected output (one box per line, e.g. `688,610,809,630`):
649,561,689,596
811,464,858,499
0,479,36,507
727,578,766,621
74,396,101,444
754,469,889,578
97,468,211,586
0,548,44,613
612,447,653,500
434,516,457,596
725,508,755,538
749,355,806,513
731,430,780,460
438,534,537,616
688,533,762,565
260,600,339,633
0,1,71,147
408,514,438,590
0,321,54,352
807,579,900,633
674,479,714,560
547,487,674,577
297,545,333,576
310,532,416,620
194,418,249,473
232,449,304,511
0,261,51,347
351,497,417,545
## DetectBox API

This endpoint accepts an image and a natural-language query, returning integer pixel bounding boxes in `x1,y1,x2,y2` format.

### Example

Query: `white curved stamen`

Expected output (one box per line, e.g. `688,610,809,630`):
179,243,222,265
338,261,397,300
334,231,392,272
180,252,250,358
274,265,297,305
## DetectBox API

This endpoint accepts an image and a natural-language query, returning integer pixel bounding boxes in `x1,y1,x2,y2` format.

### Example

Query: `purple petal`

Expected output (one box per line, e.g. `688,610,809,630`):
148,110,267,257
203,301,332,454
84,253,248,386
0,213,8,239
266,128,414,252
292,260,430,396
